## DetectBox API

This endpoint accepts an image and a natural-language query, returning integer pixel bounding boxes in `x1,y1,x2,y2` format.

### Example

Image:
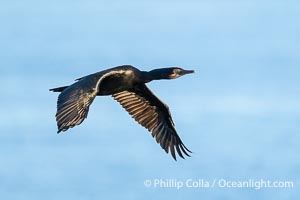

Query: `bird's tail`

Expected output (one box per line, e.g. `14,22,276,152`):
49,86,69,92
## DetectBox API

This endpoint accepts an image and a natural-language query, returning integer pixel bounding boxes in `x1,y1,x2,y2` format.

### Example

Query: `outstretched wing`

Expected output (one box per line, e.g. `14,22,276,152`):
112,84,191,160
55,71,117,133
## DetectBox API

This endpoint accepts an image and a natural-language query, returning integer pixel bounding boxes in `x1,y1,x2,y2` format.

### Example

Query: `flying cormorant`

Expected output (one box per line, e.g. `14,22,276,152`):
50,65,195,160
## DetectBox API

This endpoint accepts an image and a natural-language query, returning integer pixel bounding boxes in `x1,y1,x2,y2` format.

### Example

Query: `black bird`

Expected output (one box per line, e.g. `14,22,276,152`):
50,65,195,160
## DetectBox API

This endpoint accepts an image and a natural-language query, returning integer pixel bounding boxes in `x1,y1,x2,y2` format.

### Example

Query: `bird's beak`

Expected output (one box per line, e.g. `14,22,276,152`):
180,69,195,76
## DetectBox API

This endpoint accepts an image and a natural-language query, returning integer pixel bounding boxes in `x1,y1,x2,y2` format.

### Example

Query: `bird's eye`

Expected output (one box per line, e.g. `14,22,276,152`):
173,68,181,74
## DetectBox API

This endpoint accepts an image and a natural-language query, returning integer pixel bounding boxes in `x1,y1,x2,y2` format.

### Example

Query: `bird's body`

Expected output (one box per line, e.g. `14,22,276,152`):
50,65,194,160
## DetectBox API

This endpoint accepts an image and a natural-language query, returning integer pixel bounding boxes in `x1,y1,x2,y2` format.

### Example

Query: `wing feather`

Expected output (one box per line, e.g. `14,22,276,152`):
112,84,191,160
55,70,123,133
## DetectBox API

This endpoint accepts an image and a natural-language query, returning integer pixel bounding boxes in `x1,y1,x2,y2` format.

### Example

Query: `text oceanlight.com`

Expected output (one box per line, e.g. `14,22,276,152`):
143,179,294,190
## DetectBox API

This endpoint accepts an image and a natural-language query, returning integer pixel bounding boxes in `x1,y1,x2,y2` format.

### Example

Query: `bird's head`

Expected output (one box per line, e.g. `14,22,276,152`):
167,67,195,79
144,67,195,82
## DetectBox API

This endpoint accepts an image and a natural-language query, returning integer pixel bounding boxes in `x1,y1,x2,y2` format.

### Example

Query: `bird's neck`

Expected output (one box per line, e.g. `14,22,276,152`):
141,69,168,83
